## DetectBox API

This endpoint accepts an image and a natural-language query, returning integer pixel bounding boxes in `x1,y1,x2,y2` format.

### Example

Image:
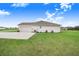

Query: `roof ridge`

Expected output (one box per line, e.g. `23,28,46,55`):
18,21,60,26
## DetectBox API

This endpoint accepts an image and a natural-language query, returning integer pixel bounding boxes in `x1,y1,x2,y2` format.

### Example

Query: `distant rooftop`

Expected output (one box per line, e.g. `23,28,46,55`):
18,21,61,26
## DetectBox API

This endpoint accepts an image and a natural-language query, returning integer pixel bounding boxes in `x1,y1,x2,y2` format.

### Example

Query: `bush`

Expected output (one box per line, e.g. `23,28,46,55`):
34,30,39,33
45,30,48,33
51,30,54,33
34,30,37,32
36,31,39,33
17,30,20,32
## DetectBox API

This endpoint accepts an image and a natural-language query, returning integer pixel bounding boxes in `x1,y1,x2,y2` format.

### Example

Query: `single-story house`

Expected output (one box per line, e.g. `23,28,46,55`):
18,21,61,32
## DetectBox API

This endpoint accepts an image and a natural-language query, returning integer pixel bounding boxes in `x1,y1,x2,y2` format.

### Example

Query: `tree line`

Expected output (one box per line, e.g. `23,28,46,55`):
66,26,79,30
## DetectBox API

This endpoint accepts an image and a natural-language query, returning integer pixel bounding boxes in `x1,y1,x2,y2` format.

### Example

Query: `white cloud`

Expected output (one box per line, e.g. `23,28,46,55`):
55,16,64,20
35,17,54,23
45,11,64,22
36,18,46,21
55,8,60,11
45,11,53,19
45,11,56,19
43,3,49,5
35,10,64,24
60,3,72,12
11,3,29,7
62,21,79,27
44,3,73,24
0,10,10,16
35,3,74,26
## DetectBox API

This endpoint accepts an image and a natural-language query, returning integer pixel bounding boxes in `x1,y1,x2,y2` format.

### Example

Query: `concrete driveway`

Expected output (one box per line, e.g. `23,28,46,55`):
0,32,35,39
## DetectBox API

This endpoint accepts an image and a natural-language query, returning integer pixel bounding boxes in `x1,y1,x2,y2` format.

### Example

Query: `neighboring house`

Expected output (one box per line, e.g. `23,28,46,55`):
18,21,61,32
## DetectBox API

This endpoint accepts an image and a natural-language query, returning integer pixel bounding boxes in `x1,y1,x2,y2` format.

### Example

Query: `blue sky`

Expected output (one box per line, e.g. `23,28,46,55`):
0,3,79,27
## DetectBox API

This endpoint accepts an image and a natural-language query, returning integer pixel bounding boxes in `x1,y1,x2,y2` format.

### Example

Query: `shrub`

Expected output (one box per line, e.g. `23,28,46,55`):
34,30,36,32
51,30,54,33
34,30,39,33
45,30,48,33
17,30,20,32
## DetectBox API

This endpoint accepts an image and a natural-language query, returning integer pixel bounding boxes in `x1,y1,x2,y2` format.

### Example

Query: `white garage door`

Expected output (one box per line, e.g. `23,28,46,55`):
21,28,33,32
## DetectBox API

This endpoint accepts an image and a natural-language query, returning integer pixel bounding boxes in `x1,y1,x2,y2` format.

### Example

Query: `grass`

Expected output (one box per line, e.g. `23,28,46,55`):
0,31,79,56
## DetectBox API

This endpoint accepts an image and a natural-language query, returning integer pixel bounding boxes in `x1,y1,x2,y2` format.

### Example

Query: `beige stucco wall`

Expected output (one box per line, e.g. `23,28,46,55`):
18,25,61,32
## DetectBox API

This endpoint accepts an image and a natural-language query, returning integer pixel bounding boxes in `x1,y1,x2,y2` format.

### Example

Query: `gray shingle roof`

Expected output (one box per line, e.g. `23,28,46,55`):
18,21,60,26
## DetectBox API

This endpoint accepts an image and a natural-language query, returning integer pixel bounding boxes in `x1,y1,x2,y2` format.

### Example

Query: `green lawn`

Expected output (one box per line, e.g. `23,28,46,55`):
0,31,79,56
